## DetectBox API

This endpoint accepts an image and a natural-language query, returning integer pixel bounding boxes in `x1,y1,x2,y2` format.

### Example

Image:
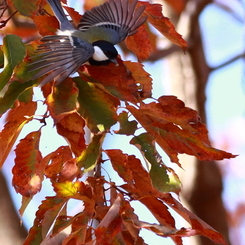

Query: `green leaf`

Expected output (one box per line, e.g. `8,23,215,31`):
11,0,39,17
130,133,182,193
0,80,34,115
77,134,104,172
0,35,25,90
115,111,138,135
74,77,119,133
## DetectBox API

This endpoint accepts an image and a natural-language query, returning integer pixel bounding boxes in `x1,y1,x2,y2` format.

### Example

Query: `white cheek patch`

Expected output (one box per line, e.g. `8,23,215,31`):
93,46,108,61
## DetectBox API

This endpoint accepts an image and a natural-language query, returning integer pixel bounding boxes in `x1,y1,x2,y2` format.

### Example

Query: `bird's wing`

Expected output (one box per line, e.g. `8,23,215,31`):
78,0,147,44
29,35,94,86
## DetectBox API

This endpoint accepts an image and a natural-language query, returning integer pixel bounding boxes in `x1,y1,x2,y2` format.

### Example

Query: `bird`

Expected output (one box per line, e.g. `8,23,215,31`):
29,0,147,86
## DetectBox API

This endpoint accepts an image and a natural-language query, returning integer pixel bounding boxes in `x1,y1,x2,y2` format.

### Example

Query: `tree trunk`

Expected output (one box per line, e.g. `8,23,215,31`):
0,171,27,245
163,0,231,244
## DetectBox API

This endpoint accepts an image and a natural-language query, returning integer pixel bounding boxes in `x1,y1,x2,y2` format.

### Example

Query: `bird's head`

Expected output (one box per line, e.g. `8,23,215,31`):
89,40,118,66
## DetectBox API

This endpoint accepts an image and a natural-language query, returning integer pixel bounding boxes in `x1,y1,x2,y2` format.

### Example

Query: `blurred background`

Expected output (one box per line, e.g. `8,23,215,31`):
0,0,245,244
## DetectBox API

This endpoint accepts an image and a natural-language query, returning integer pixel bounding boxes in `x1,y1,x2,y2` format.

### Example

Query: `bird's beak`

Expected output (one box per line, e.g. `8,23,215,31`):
111,58,119,66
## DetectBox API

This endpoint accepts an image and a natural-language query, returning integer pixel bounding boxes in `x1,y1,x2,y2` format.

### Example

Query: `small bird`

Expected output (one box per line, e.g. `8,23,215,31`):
30,0,147,86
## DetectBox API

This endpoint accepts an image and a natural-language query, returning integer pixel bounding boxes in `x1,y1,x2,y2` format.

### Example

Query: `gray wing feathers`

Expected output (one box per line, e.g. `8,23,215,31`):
29,36,94,86
46,0,74,31
78,0,147,43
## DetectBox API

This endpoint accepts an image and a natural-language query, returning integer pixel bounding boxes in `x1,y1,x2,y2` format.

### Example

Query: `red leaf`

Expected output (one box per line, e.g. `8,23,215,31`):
13,130,43,197
141,2,188,50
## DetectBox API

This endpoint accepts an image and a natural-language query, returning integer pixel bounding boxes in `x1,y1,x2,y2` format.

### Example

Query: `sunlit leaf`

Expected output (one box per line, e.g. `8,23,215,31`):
76,134,104,172
56,112,86,157
54,181,85,198
12,130,44,197
74,77,119,133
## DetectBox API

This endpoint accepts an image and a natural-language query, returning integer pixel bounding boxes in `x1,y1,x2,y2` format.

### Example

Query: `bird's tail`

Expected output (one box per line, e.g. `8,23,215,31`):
46,0,74,31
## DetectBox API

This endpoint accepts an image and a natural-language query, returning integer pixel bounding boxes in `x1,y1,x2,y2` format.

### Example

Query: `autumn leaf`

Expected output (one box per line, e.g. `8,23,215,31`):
10,0,39,17
0,35,26,90
161,194,228,245
124,61,153,99
74,77,119,133
63,6,82,26
127,98,236,165
46,78,78,123
130,133,181,194
23,196,67,245
44,146,74,181
114,111,138,136
12,130,44,197
125,24,153,61
53,181,85,198
141,2,188,50
0,101,37,168
84,62,140,103
32,15,59,36
76,134,104,172
56,112,86,157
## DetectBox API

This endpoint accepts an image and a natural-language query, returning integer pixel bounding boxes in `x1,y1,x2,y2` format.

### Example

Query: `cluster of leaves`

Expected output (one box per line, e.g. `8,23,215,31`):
0,0,236,245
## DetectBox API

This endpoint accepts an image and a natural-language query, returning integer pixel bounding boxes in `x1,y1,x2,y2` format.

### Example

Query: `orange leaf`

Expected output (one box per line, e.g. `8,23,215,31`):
32,15,59,36
13,130,43,197
0,101,37,168
125,24,153,61
142,2,188,50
